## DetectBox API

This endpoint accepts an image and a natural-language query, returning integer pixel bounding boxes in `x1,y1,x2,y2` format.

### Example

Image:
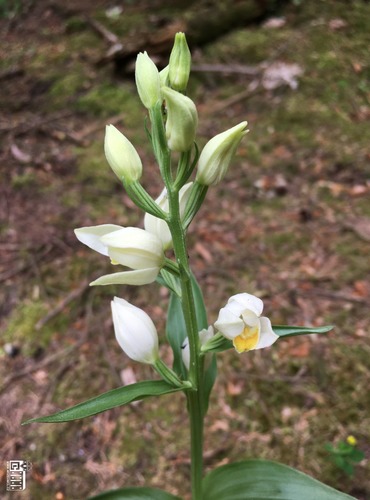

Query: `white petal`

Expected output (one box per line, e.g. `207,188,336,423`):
255,317,279,349
108,247,163,270
199,325,214,344
101,227,164,257
74,224,122,256
111,298,158,364
214,307,244,339
90,268,159,286
241,310,260,327
228,293,264,317
181,337,190,370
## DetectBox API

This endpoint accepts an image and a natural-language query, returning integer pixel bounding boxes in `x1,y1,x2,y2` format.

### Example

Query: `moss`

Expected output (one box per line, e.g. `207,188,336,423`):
76,82,142,120
48,72,87,108
3,300,50,352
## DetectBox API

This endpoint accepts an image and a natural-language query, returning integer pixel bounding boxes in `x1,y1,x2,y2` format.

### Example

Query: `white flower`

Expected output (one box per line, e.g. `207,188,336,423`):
135,51,161,109
74,225,165,286
214,293,278,353
182,326,214,370
104,125,142,182
144,182,192,249
196,121,248,186
162,87,198,152
111,297,159,364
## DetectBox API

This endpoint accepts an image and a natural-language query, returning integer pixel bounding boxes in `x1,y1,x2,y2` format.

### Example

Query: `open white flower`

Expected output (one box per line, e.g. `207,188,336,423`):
182,326,214,370
144,182,192,249
214,293,278,353
74,225,165,286
111,297,159,364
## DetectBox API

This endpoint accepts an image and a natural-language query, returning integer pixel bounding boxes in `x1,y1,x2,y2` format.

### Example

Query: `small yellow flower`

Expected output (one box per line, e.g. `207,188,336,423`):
346,435,357,446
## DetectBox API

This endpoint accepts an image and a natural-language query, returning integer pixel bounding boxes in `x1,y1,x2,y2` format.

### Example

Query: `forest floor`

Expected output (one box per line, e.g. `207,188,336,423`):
1,0,369,499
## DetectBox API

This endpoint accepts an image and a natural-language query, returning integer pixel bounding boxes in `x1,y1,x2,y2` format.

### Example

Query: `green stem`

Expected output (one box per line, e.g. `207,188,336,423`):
167,185,204,500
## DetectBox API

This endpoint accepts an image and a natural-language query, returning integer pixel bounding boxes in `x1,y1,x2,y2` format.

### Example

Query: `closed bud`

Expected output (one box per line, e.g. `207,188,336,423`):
111,297,159,364
104,125,142,182
168,32,191,92
135,51,161,109
196,121,248,186
162,87,198,152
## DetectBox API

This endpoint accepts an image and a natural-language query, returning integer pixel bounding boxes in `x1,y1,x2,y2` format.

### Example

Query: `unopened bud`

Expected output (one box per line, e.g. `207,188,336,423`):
104,125,142,182
162,87,198,152
168,32,191,92
196,122,248,186
135,51,161,109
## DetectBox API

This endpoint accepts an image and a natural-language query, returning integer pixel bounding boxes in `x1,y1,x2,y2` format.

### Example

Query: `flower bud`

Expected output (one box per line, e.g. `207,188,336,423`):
135,51,161,109
168,32,191,92
159,65,169,87
162,87,198,152
144,182,192,249
104,125,142,182
196,121,248,186
111,297,159,364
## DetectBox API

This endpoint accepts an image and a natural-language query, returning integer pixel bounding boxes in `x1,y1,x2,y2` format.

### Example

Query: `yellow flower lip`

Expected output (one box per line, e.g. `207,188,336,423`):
233,324,260,353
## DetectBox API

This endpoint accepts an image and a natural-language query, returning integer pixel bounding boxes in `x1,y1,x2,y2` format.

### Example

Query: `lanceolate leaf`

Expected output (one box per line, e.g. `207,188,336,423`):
202,460,356,500
88,486,182,500
273,325,333,337
23,380,184,424
203,325,334,354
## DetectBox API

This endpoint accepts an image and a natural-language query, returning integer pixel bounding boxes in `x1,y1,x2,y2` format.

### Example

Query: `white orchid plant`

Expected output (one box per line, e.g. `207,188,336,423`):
24,33,354,500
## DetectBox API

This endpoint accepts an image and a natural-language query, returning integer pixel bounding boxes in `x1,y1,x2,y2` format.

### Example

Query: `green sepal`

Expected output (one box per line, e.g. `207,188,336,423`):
202,459,356,499
22,380,184,424
88,486,182,499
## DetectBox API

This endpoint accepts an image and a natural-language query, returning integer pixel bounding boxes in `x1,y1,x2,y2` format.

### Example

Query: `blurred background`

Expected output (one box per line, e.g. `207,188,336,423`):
0,0,369,498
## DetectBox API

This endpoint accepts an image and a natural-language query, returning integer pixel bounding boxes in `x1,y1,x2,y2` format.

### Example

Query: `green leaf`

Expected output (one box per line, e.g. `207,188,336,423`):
23,380,183,424
88,486,182,500
165,271,209,379
190,272,208,331
202,460,356,500
166,289,188,379
348,448,365,462
273,325,333,338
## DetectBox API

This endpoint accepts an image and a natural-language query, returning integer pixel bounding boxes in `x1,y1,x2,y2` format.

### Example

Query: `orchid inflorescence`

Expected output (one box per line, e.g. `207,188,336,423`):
74,33,256,367
28,33,340,500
